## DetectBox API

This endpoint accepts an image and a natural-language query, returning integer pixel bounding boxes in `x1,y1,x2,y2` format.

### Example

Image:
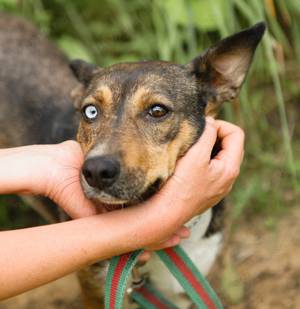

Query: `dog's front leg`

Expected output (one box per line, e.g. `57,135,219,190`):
77,261,108,309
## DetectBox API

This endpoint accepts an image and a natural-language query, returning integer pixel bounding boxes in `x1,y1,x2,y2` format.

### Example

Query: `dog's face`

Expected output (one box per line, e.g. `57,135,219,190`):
71,23,265,209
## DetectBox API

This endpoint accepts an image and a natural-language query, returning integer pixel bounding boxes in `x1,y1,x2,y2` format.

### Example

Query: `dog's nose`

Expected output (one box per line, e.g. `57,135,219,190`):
82,156,120,190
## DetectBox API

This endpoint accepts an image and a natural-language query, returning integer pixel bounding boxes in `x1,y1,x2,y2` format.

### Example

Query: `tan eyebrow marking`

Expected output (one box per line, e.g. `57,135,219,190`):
92,85,113,109
130,86,172,112
82,85,113,115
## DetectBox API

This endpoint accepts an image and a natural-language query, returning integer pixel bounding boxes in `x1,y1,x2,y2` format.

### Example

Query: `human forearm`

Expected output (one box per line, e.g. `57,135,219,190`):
0,119,244,299
0,146,52,195
0,203,172,300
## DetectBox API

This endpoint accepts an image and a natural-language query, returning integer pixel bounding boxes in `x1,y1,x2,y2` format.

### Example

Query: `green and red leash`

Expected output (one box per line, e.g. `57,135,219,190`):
105,246,223,309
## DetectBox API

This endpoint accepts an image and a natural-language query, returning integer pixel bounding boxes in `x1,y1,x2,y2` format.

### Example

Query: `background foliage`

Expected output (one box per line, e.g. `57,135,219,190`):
0,0,299,228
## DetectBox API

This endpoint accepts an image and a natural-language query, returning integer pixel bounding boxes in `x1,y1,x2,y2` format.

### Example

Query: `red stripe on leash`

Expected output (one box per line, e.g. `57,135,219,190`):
109,254,130,308
164,248,217,309
136,286,171,309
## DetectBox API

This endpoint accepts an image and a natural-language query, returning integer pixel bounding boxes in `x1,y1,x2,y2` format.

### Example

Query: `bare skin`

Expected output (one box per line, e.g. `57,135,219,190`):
0,118,244,299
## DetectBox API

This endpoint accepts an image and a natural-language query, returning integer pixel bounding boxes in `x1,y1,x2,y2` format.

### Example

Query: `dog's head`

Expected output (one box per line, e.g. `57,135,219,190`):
70,23,265,209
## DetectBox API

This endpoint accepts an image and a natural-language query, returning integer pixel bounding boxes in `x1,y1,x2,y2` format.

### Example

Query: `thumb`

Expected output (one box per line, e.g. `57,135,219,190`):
176,117,217,169
55,190,97,219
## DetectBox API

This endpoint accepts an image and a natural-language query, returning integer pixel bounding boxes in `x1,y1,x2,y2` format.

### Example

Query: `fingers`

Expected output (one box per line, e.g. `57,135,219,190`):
138,251,151,264
64,197,97,219
207,120,244,198
146,235,181,251
159,235,182,248
212,120,245,168
177,117,218,167
49,141,98,219
145,226,190,251
175,226,190,238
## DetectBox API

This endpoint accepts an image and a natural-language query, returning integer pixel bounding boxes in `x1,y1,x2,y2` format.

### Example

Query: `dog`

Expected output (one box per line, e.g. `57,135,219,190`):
70,22,265,308
0,12,265,308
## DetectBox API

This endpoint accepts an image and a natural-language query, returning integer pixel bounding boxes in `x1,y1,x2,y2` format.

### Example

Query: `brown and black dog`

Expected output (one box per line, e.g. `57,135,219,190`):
71,22,265,207
0,13,265,308
69,22,265,308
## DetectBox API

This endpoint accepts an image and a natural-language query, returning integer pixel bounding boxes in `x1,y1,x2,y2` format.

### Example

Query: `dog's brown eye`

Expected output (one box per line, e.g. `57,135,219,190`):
148,104,169,118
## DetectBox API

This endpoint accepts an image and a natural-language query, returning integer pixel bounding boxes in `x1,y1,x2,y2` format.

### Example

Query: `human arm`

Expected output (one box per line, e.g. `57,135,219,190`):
0,142,97,218
0,118,244,299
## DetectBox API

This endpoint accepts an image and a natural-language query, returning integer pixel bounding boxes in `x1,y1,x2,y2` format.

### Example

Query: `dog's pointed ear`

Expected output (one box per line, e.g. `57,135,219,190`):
70,59,100,87
188,22,266,116
69,59,101,109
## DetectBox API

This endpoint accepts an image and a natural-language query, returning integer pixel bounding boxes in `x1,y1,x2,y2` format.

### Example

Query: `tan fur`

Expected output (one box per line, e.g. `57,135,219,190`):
77,264,106,309
166,121,197,174
92,86,113,112
205,101,223,117
77,122,97,154
130,85,172,112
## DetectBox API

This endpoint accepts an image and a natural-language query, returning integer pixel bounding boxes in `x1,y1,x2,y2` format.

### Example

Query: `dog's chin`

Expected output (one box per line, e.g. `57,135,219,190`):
88,178,164,212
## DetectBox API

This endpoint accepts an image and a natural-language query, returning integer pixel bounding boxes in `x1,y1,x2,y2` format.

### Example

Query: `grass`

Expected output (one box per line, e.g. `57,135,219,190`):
0,0,299,227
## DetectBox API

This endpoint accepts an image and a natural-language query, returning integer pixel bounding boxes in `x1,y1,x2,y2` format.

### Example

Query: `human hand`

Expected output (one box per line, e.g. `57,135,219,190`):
180,118,243,215
40,141,98,218
0,141,97,218
167,117,244,219
142,117,245,243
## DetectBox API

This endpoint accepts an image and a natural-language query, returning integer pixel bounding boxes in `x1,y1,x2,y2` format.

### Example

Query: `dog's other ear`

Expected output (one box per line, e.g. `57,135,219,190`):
189,22,266,116
69,60,100,109
70,59,100,87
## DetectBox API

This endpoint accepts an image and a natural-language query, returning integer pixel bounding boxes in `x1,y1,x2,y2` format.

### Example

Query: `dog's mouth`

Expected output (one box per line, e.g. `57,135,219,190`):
140,178,163,202
90,178,164,212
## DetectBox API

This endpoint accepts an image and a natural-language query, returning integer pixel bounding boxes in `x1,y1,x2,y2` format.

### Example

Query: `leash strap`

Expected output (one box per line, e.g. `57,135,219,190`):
131,282,179,309
105,246,223,309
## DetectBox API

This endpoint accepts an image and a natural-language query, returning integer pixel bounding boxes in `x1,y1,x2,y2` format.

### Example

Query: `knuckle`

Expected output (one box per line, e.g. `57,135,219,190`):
217,187,228,198
205,118,217,133
225,165,240,181
210,160,225,176
66,140,81,153
217,183,233,199
231,167,240,180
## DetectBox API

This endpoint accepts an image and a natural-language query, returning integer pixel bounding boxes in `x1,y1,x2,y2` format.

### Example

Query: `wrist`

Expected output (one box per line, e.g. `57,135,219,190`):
139,192,185,241
0,145,56,196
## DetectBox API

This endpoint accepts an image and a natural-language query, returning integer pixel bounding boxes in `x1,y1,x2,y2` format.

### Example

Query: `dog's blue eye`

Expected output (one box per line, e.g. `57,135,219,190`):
83,104,98,120
148,104,169,118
